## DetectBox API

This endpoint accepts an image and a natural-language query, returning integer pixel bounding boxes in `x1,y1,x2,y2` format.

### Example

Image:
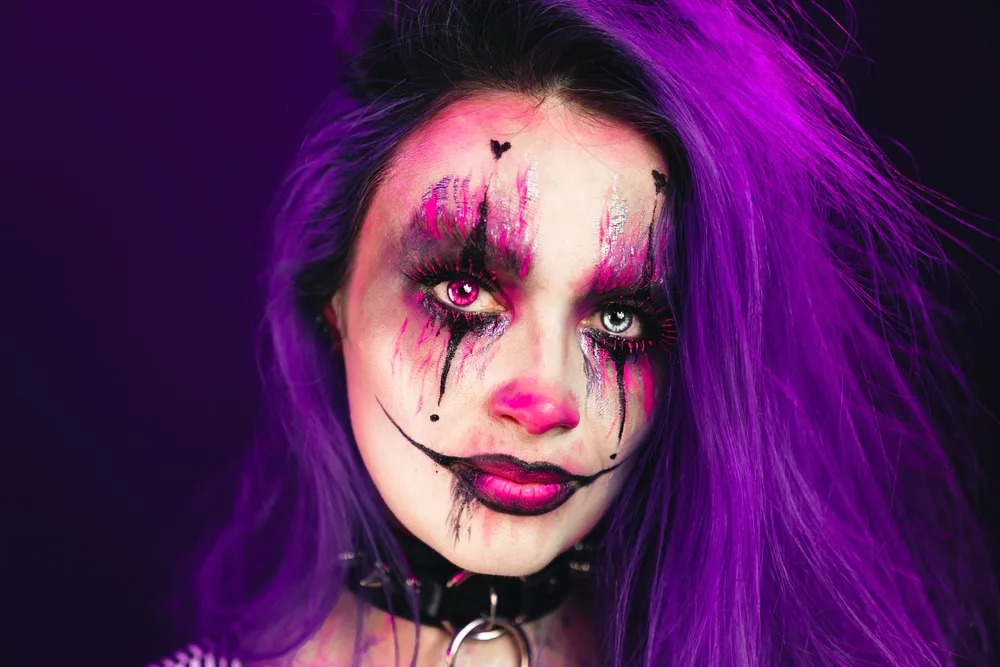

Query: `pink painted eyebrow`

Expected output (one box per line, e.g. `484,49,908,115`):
401,174,536,279
586,173,666,298
579,231,665,302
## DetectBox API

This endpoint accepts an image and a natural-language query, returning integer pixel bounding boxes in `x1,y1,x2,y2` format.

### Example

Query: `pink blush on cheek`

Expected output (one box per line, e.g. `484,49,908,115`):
454,334,481,379
622,358,657,421
638,357,657,419
478,510,498,547
390,317,409,377
451,316,510,389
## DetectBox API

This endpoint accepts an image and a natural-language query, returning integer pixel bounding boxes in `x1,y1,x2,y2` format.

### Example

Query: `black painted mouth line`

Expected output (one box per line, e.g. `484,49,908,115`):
377,399,624,515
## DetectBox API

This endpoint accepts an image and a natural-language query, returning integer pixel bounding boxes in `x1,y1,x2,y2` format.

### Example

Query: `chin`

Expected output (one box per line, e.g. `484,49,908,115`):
424,507,592,576
446,539,560,576
379,467,616,576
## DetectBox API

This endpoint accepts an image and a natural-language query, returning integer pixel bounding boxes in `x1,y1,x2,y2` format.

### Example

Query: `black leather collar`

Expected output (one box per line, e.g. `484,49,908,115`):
344,531,594,632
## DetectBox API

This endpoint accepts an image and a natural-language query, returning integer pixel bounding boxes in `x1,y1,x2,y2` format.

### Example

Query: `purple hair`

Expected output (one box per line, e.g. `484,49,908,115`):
190,0,999,664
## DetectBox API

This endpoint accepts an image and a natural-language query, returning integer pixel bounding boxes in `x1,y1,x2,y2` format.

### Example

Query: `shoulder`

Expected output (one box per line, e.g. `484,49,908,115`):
148,643,244,667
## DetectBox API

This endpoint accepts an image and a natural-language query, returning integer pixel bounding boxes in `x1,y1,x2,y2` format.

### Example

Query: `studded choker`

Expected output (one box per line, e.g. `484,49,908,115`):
341,530,594,666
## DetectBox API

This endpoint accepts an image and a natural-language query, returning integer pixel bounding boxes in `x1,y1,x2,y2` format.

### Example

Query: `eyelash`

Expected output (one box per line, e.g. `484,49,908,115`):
403,258,504,328
586,298,677,357
405,259,677,356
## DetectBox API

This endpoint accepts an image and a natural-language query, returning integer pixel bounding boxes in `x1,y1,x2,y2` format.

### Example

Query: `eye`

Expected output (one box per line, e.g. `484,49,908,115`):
583,304,645,339
430,278,506,314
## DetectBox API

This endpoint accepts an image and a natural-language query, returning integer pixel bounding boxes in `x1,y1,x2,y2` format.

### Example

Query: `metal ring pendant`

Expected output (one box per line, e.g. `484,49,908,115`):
444,617,531,667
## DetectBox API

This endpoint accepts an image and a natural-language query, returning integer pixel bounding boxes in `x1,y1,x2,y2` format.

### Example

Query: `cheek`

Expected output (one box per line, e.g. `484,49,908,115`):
387,292,510,410
626,355,658,422
343,286,428,408
579,335,662,446
385,313,443,415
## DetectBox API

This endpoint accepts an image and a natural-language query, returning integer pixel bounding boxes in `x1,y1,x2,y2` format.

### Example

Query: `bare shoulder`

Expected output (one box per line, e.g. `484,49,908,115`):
255,593,365,667
148,595,361,667
274,606,358,667
150,588,600,667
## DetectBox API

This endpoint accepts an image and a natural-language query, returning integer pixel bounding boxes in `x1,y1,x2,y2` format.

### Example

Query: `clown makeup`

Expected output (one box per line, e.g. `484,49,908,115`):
333,93,673,576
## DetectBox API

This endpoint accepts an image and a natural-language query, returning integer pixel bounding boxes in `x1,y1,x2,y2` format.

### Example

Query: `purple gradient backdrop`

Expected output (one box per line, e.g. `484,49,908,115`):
0,1,997,665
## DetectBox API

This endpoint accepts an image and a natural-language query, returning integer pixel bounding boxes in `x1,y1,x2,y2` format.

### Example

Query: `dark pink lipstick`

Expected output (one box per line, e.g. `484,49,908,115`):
466,459,572,485
459,456,577,515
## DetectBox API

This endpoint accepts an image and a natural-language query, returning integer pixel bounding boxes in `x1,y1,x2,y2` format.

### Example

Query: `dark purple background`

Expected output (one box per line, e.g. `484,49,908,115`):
1,1,997,665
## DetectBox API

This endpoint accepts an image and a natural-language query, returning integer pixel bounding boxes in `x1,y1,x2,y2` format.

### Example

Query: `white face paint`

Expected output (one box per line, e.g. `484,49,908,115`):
333,92,672,575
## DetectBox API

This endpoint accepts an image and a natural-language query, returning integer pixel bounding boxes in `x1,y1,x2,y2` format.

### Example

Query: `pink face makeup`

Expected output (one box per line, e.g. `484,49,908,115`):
407,166,538,281
389,164,675,543
397,148,542,406
337,93,673,575
403,192,515,404
576,174,676,443
489,379,580,436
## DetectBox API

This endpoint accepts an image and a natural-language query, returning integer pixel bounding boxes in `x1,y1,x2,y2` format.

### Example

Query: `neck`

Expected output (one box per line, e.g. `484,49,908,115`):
293,583,600,667
344,529,592,636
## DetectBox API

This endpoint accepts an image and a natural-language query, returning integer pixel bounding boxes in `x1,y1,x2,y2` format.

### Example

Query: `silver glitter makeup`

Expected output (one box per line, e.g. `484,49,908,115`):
601,178,628,262
579,335,607,401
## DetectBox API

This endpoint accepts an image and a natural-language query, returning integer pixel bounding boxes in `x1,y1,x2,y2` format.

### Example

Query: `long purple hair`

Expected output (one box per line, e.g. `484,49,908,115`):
190,0,999,664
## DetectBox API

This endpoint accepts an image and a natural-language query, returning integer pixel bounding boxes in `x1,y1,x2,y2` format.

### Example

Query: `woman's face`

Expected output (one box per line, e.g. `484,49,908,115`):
333,93,672,575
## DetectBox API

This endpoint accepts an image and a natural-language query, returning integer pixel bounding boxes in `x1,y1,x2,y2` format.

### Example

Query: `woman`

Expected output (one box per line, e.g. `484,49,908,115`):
154,0,998,665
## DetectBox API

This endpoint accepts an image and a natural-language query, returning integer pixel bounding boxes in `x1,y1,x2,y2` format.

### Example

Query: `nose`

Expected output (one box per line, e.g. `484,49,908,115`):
488,379,580,436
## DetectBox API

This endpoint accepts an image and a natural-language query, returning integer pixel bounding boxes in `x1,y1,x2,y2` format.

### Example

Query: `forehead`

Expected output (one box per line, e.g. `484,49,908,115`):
374,93,667,277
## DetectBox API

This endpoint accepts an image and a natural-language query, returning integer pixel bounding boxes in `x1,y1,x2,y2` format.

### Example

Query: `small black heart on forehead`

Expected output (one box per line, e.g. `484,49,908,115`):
652,169,668,194
490,139,512,159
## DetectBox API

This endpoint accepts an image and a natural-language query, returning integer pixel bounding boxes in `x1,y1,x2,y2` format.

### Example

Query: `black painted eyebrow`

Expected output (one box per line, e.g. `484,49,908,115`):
400,198,532,279
581,274,669,307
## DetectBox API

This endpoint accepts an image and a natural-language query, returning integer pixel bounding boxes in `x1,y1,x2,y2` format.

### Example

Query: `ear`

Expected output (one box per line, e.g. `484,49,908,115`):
323,293,345,350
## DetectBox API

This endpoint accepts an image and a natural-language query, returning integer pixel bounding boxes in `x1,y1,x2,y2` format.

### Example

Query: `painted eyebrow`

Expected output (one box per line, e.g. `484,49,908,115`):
580,270,668,306
400,182,534,279
583,220,665,302
584,168,669,300
400,208,532,279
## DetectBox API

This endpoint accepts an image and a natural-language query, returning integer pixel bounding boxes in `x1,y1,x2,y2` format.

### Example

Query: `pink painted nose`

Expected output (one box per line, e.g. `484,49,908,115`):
489,380,580,435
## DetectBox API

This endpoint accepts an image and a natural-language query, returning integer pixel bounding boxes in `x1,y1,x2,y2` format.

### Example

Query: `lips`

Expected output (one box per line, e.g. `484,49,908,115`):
455,456,579,516
466,459,573,485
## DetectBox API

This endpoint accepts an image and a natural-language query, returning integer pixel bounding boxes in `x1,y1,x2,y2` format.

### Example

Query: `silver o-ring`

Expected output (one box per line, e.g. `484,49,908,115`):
444,617,531,667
